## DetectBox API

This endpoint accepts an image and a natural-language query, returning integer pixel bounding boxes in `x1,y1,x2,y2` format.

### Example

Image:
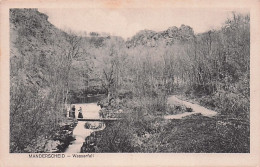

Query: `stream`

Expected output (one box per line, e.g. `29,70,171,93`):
65,95,106,153
64,95,217,152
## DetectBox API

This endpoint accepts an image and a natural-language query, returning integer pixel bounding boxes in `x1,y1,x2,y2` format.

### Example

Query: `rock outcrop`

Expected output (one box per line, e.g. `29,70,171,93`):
126,25,195,48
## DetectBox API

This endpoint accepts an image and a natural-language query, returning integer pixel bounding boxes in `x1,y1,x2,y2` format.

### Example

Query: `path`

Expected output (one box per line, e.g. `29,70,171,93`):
164,95,217,119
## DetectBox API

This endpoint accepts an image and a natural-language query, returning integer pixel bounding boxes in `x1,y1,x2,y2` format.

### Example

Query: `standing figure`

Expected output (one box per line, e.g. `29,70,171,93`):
78,107,83,118
71,105,76,118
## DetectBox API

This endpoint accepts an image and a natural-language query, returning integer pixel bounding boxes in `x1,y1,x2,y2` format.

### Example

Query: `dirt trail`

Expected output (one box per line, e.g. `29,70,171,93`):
164,96,217,119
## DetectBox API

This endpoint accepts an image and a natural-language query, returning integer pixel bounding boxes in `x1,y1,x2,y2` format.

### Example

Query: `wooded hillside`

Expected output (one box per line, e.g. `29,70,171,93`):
10,9,249,153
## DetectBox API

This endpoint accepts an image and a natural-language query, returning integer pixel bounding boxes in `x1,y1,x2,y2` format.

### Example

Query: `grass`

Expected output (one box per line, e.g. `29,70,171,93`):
144,114,249,153
83,113,249,153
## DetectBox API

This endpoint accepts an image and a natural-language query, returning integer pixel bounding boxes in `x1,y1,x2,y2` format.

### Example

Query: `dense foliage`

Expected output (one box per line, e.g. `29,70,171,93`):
83,12,250,153
10,9,91,152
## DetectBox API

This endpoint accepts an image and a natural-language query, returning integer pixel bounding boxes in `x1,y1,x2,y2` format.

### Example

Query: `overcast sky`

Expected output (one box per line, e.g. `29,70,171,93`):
39,8,248,39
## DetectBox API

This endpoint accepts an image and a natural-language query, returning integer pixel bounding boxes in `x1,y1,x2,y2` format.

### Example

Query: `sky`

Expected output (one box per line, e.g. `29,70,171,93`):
39,8,248,39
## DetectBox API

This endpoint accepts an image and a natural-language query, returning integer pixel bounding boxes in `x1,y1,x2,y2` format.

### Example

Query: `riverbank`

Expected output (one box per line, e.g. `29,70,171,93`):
44,118,78,153
22,117,78,153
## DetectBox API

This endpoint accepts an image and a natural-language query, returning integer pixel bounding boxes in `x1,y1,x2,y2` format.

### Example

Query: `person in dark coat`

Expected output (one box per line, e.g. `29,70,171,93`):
78,107,83,118
71,105,76,118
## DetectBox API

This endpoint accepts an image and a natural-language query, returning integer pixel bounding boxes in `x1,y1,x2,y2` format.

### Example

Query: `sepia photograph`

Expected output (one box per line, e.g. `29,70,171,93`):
1,0,260,166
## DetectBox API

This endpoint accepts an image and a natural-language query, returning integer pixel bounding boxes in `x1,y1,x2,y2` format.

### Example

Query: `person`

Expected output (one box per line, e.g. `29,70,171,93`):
78,107,83,118
71,105,76,118
99,110,104,118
